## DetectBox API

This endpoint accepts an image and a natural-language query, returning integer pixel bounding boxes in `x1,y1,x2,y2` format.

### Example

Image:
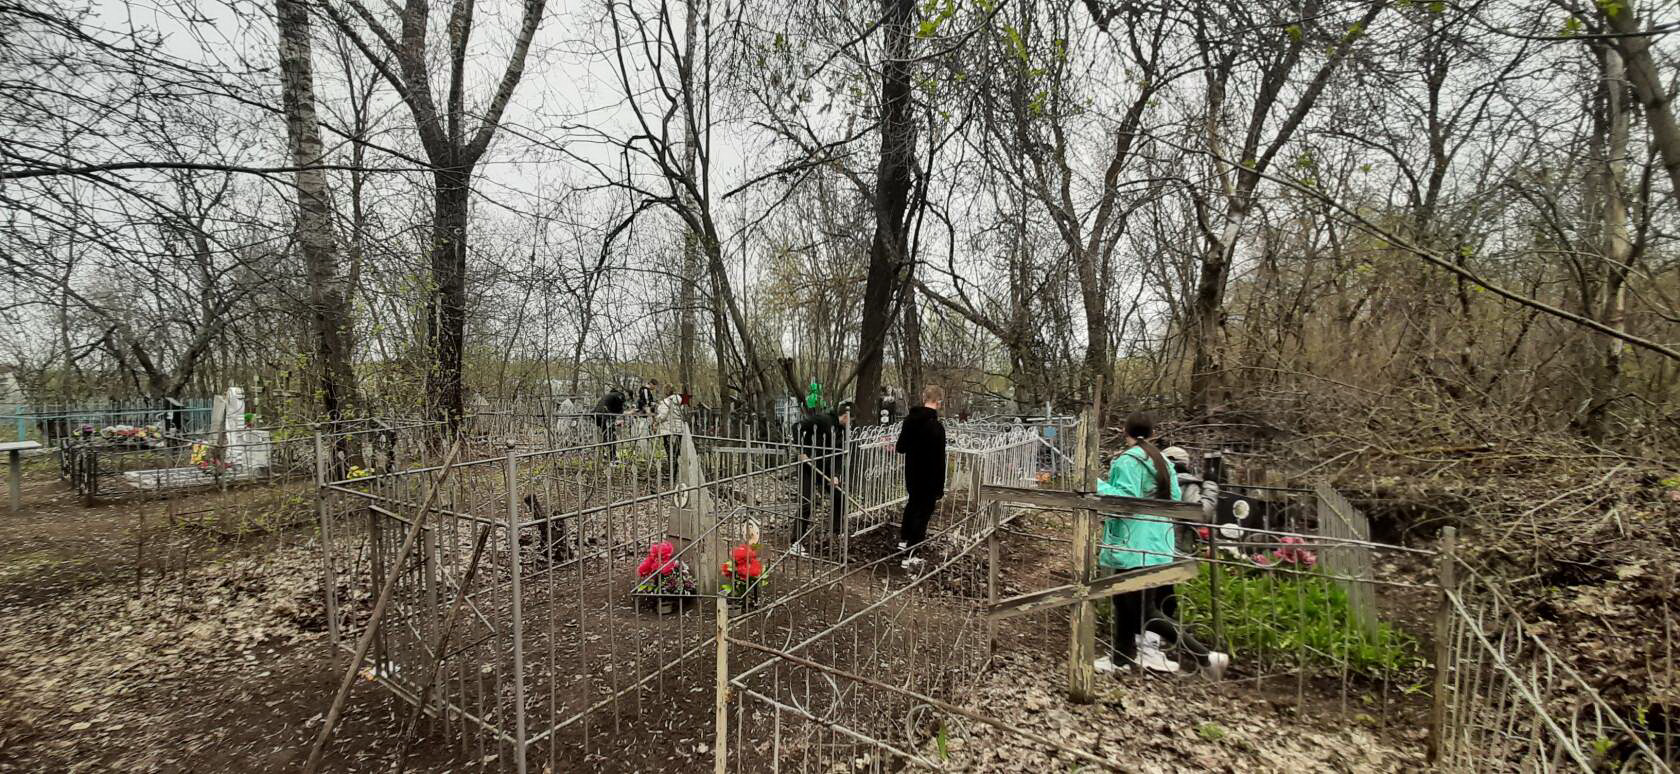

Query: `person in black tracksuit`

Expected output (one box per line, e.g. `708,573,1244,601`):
594,388,626,458
895,385,947,557
792,407,845,548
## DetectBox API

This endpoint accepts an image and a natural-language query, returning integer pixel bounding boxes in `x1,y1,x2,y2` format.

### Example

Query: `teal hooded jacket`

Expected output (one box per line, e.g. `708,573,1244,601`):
1095,445,1180,569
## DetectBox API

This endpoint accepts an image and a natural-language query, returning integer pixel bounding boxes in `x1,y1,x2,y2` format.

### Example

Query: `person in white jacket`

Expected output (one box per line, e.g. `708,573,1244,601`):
654,387,687,485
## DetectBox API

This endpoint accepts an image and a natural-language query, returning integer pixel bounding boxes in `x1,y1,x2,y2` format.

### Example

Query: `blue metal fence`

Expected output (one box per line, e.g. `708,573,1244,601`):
13,399,216,443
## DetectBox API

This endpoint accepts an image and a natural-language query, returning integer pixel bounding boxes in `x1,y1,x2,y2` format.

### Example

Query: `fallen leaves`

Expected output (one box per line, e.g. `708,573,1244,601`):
927,650,1424,772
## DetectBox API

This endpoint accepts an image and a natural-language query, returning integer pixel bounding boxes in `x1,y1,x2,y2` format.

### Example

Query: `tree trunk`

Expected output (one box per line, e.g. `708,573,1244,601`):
428,166,471,428
1602,0,1680,209
1585,46,1632,441
900,280,924,394
854,0,917,425
1189,207,1246,412
711,269,732,417
676,0,701,396
1074,246,1110,401
702,236,785,409
275,0,359,426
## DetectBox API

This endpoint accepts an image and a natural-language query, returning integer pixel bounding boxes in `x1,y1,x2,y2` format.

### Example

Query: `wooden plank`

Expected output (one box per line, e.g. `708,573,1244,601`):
1067,391,1099,705
1427,527,1458,763
714,596,730,774
1068,508,1097,703
980,484,1207,522
988,560,1198,621
985,492,999,659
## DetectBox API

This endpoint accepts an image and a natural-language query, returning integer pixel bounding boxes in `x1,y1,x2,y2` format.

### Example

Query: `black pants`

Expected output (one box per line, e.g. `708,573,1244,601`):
596,419,617,458
1111,584,1176,663
663,435,680,484
1110,582,1211,665
900,490,939,547
794,467,842,545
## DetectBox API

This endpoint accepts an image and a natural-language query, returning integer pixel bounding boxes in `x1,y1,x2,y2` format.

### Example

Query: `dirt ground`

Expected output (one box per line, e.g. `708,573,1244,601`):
0,458,475,773
1,456,1436,772
935,647,1426,772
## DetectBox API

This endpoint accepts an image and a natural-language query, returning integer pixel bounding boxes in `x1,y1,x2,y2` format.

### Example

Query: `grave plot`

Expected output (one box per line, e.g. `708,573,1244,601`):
312,417,1058,772
317,427,843,771
60,414,435,541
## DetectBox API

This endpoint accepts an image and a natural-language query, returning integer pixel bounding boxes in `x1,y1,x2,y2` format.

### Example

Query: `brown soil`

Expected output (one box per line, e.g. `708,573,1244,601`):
0,454,1442,772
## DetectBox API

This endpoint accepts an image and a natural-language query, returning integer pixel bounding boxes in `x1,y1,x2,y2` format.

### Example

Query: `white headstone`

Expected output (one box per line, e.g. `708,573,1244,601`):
222,386,271,470
669,428,719,593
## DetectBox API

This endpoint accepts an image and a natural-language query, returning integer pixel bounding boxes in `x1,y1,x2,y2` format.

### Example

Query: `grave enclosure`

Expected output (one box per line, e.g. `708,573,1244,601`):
265,404,1670,771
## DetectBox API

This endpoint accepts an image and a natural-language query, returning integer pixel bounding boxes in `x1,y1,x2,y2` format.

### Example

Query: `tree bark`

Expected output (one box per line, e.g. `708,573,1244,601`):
427,166,471,427
1584,46,1632,441
275,0,360,425
900,280,924,394
677,0,701,397
1602,0,1680,209
854,0,917,425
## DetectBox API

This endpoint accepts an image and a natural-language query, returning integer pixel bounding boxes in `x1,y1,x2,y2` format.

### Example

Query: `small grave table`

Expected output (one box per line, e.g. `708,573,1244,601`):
2,440,42,512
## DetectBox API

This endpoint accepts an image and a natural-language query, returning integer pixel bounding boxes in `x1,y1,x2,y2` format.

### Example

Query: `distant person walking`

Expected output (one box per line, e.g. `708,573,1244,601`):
791,404,844,553
594,387,626,459
895,385,946,569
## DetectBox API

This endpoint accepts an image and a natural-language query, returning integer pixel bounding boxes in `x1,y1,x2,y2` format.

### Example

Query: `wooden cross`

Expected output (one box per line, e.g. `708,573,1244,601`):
976,396,1206,704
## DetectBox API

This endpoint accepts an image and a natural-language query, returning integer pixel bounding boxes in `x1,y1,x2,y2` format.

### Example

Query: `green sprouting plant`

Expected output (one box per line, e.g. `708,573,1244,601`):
1179,563,1421,679
1197,722,1226,742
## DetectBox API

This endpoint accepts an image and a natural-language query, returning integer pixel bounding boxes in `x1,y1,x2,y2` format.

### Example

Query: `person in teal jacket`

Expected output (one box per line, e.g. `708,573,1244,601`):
1094,412,1180,674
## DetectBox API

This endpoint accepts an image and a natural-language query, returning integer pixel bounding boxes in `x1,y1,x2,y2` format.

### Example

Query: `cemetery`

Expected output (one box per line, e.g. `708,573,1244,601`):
5,388,1660,771
5,0,1677,769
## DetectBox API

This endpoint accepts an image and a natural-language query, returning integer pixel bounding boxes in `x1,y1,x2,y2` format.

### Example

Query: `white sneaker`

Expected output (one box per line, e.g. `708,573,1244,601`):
1093,655,1119,674
899,556,925,571
1137,642,1179,673
788,543,807,557
896,541,908,551
1205,651,1230,680
1141,631,1163,648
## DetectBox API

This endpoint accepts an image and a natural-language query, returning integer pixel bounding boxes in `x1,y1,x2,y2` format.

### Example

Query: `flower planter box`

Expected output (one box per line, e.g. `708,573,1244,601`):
721,583,762,612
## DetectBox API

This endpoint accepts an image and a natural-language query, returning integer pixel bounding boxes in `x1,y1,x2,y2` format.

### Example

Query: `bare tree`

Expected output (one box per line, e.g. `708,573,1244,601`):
317,0,548,427
275,0,360,424
852,0,919,423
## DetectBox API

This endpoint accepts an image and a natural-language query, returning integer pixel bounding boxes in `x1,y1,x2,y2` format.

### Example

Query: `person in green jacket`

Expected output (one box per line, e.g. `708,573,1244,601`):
1094,412,1180,674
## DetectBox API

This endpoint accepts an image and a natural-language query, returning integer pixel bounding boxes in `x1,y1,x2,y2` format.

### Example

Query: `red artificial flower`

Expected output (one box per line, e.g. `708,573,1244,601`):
746,559,762,578
639,541,677,578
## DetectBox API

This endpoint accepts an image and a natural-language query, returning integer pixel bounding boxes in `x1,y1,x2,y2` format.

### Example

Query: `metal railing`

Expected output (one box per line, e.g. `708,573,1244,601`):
13,399,215,443
1435,550,1673,771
